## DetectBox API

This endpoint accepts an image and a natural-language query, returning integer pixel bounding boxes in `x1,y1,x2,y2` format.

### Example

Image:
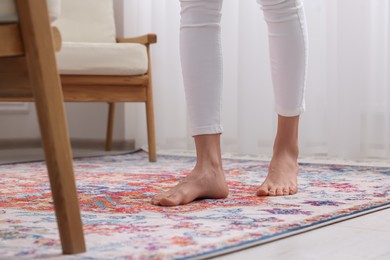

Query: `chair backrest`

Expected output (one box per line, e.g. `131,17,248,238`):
53,0,116,43
0,0,60,23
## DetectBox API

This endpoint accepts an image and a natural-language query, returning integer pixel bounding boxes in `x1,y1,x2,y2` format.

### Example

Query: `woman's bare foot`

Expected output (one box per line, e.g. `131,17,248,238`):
257,149,299,196
257,115,300,196
151,134,229,206
151,165,228,206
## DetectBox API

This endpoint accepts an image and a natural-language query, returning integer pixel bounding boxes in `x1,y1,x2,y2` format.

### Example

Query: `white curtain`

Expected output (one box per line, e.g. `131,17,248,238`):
122,0,390,160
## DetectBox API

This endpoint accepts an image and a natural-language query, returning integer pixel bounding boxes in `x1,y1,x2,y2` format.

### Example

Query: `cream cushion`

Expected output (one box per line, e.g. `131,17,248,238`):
53,0,116,43
57,42,148,76
0,0,60,23
54,0,148,76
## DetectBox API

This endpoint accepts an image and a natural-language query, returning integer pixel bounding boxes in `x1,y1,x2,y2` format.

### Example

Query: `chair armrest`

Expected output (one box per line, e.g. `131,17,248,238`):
52,27,62,52
117,34,157,45
0,25,61,57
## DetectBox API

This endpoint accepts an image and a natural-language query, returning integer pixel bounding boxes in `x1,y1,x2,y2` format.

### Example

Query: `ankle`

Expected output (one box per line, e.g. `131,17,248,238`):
273,142,299,159
273,115,300,157
195,158,223,173
194,134,223,171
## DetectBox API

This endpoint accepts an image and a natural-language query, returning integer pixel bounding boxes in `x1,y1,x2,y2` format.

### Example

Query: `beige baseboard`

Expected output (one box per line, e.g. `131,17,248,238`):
71,138,135,151
0,138,135,151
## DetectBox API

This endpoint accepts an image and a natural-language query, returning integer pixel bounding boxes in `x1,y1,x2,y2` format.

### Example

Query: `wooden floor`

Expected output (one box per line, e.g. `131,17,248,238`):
1,148,389,260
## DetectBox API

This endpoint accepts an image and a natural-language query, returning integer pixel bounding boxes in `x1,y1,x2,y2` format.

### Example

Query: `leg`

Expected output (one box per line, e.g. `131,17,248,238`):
105,102,115,151
146,44,157,162
146,97,157,162
256,0,308,196
152,0,227,206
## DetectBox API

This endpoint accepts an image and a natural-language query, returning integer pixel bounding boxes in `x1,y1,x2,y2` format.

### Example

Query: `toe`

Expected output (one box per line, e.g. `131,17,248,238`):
151,195,163,206
159,195,180,206
159,190,187,206
282,187,290,195
256,185,269,196
275,187,284,196
289,186,298,195
151,192,168,205
150,196,158,205
158,198,176,206
268,188,276,196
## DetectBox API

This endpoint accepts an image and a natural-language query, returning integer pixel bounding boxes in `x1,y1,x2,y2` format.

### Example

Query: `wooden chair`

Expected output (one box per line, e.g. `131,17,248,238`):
54,0,157,162
0,0,85,254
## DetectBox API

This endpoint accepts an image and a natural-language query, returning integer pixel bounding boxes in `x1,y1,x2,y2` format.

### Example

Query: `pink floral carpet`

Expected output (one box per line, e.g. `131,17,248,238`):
1,150,390,259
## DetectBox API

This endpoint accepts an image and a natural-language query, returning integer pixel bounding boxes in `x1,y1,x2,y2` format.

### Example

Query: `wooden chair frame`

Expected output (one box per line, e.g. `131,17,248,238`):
1,25,157,162
0,0,85,254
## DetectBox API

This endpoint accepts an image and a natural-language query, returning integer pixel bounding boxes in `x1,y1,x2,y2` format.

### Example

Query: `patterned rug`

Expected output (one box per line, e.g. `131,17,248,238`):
1,150,390,259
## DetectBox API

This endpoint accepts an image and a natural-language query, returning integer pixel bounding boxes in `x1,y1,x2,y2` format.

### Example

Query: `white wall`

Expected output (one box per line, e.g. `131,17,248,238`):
0,102,126,143
0,103,40,139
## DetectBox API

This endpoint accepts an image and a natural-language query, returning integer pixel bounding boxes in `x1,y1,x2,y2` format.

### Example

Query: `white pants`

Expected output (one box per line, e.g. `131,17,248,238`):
180,0,308,136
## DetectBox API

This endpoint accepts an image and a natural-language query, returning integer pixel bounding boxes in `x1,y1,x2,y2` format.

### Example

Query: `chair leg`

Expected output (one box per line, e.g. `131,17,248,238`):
105,103,115,151
146,97,157,162
145,44,157,162
16,0,86,254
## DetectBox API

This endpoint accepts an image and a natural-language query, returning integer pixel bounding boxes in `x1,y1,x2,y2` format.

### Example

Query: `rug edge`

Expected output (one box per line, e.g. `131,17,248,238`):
180,202,390,260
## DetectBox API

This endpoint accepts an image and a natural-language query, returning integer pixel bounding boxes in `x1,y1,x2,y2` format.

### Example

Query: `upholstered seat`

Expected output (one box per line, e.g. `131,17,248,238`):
58,42,148,76
0,0,60,22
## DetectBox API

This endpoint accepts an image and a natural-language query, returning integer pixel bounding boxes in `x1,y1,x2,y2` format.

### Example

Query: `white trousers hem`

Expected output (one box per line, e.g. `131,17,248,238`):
275,105,306,117
191,125,223,136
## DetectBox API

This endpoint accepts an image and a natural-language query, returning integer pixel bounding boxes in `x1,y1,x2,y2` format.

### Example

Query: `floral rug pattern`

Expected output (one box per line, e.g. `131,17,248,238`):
1,150,390,259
